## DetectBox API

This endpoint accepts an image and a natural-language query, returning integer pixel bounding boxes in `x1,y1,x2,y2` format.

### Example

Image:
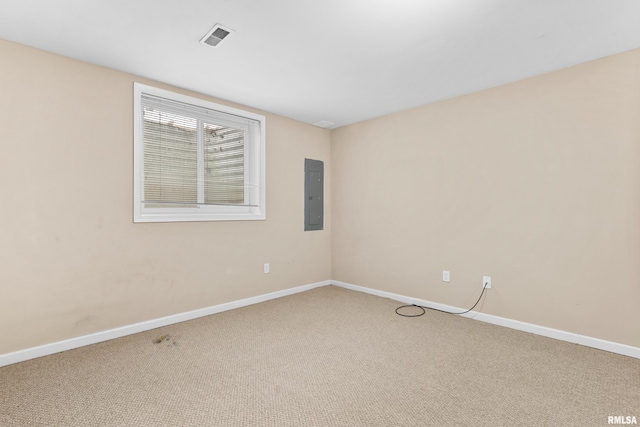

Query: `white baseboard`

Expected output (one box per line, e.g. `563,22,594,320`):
331,280,640,360
3,278,637,367
0,280,331,368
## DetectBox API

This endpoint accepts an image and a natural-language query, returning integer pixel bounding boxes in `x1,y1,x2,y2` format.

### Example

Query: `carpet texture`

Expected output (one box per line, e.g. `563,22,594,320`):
1,285,638,426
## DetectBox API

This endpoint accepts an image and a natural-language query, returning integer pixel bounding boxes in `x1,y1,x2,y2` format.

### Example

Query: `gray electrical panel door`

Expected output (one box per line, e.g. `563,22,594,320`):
304,158,324,231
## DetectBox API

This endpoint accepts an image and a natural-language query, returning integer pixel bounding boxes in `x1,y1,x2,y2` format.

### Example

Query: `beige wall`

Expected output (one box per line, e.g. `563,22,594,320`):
0,39,331,354
3,36,639,356
331,49,640,347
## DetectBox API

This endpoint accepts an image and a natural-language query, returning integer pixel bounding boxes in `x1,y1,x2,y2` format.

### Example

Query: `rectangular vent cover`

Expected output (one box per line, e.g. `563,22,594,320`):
200,24,233,47
312,120,335,128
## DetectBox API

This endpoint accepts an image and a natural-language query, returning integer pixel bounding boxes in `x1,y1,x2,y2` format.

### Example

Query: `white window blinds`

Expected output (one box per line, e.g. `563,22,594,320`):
134,84,265,222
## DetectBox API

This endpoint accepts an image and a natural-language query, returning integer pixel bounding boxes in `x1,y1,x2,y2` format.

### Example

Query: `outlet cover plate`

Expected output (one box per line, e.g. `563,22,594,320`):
483,276,491,289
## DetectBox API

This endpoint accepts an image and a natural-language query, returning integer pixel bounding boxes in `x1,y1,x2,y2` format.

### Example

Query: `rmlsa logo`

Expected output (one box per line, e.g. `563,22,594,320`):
608,416,638,425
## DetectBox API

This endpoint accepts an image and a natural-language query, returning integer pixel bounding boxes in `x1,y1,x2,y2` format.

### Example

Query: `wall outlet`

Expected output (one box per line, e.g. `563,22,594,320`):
483,276,491,289
264,263,270,273
442,270,450,282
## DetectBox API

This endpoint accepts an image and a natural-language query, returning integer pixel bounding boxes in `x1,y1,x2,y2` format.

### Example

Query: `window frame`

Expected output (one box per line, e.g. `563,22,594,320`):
133,83,266,223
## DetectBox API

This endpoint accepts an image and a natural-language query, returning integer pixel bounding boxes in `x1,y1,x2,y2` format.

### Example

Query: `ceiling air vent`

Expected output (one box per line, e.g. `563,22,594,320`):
200,24,233,48
312,120,335,129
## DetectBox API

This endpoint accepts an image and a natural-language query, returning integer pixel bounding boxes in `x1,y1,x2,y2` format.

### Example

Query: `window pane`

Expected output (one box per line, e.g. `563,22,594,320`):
203,122,244,205
143,109,198,208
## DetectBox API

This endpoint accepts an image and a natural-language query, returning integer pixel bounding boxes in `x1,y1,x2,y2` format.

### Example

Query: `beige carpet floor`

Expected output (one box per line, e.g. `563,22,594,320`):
1,285,638,426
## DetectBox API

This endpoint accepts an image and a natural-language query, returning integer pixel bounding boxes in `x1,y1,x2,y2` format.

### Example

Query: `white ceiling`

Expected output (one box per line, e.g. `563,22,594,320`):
1,0,639,128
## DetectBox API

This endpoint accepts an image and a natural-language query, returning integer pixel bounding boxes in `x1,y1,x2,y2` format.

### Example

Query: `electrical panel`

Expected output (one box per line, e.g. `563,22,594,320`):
304,158,324,231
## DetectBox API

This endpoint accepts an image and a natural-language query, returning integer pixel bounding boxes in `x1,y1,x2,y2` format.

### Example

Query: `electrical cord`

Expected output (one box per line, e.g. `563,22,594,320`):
395,282,489,317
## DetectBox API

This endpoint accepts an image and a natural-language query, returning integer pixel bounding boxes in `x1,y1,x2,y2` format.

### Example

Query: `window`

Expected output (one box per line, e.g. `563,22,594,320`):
133,83,265,222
